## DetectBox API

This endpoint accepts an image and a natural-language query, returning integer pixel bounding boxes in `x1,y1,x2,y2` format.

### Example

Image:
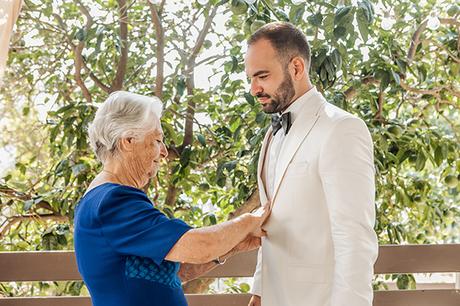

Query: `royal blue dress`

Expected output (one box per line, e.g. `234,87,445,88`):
74,183,192,306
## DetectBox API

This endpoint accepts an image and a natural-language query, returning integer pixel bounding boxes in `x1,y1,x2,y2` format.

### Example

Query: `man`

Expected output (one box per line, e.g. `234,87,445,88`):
245,22,378,306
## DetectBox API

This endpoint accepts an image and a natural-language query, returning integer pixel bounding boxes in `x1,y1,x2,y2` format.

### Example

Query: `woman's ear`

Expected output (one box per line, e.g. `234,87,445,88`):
118,137,135,153
291,56,306,81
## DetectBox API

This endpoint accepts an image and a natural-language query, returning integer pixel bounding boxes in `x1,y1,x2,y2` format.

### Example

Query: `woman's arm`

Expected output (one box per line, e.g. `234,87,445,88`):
178,235,261,282
165,206,269,264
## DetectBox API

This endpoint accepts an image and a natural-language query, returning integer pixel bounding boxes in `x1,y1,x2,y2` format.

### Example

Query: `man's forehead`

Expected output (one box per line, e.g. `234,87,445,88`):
245,40,280,76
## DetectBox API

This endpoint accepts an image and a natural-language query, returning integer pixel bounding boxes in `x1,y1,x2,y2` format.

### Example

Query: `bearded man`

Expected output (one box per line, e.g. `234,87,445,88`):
244,22,378,306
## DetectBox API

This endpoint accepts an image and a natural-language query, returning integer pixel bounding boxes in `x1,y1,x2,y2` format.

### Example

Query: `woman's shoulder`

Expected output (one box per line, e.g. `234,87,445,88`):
101,183,151,205
81,183,152,212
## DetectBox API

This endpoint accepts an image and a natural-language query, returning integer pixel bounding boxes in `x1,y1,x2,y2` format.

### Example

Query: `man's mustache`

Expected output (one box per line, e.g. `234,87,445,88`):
256,93,271,99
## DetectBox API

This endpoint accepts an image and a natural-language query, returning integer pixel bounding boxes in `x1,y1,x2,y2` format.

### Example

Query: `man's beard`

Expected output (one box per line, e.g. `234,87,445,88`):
258,71,295,114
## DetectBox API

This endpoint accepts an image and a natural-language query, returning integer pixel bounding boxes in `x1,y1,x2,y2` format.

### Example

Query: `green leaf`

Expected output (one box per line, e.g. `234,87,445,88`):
197,133,206,147
231,55,239,72
396,59,407,73
391,71,401,85
331,49,342,70
255,112,266,124
333,26,347,39
176,77,186,96
244,92,255,106
320,66,327,81
415,152,427,171
22,106,30,116
24,200,34,211
307,12,323,27
358,0,374,23
75,28,87,42
434,146,444,166
334,6,353,25
275,8,289,22
203,214,217,226
224,160,237,171
380,71,391,91
356,7,370,42
289,5,305,24
323,14,335,33
240,283,250,292
180,146,192,167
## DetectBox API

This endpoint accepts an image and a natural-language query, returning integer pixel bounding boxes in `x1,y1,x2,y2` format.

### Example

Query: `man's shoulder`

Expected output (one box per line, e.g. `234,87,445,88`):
317,102,370,138
321,101,358,123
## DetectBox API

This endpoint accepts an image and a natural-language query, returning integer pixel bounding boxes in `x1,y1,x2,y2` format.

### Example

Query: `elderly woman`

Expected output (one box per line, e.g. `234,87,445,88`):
74,91,269,306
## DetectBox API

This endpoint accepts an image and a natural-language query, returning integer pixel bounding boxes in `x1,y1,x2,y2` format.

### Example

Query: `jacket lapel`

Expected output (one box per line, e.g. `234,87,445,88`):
257,127,272,206
270,95,325,206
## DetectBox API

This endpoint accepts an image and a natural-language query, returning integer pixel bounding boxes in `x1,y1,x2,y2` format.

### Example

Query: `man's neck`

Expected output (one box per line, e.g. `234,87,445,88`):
280,82,314,113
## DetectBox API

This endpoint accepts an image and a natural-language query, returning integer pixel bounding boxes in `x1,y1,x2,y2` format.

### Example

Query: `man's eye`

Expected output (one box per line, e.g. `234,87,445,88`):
260,75,268,79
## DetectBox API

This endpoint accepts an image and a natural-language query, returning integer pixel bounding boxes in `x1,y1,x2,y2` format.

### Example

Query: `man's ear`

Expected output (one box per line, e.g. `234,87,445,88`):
118,137,135,153
291,56,306,81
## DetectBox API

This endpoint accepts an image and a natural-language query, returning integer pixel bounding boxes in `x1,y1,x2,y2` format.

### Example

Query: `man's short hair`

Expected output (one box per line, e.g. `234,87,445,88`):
248,21,311,69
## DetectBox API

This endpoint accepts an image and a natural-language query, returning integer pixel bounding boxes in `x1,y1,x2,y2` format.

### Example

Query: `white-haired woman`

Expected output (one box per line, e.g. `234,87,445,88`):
74,91,269,306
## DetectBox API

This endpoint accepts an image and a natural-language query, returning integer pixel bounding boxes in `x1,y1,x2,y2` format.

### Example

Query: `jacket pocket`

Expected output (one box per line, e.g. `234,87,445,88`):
285,161,310,177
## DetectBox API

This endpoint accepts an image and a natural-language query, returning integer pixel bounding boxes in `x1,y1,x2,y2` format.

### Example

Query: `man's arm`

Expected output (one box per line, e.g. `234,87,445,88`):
318,117,379,306
249,246,263,296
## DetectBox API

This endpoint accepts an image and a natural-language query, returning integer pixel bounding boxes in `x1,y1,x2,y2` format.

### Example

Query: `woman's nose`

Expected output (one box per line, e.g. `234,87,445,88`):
160,142,168,159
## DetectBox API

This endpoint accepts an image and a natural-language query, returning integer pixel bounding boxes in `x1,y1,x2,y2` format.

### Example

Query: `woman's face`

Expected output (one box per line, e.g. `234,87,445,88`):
142,128,168,177
127,127,168,186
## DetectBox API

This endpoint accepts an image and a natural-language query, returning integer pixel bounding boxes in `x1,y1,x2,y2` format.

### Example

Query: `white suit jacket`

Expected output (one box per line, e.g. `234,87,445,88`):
251,89,378,306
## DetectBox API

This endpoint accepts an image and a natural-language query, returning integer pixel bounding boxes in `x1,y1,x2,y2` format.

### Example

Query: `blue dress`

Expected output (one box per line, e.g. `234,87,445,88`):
74,183,192,306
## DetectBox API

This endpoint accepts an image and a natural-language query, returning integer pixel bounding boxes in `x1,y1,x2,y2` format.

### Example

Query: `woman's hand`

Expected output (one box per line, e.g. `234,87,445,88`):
245,203,271,237
233,235,262,253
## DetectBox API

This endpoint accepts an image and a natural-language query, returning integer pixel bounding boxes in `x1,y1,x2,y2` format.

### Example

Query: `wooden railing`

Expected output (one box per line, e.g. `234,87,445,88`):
1,244,460,306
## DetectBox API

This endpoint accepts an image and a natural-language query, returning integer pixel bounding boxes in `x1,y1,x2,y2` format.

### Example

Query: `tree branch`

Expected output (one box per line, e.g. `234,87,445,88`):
110,0,129,91
73,0,94,102
407,17,460,64
181,4,219,151
343,76,379,101
0,185,58,214
228,189,260,220
374,89,384,122
0,214,68,239
148,1,165,99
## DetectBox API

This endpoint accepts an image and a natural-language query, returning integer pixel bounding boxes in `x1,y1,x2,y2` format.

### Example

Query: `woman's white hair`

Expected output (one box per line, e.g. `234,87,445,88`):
88,91,163,163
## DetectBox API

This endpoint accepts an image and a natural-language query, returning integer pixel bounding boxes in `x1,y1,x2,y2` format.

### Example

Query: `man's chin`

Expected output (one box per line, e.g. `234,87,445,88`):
261,104,278,114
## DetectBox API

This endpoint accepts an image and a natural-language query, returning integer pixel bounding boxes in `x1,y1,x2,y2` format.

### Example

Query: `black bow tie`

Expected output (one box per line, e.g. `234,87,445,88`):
271,112,292,136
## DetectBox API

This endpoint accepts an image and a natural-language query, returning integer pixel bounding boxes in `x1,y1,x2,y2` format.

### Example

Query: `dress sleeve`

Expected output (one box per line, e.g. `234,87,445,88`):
97,186,192,265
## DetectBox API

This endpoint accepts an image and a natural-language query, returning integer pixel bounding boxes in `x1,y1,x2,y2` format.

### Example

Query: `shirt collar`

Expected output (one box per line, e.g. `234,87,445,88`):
281,86,319,123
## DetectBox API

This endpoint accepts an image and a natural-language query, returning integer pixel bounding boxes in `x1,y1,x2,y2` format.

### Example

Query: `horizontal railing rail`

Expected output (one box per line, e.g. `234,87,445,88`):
1,244,459,306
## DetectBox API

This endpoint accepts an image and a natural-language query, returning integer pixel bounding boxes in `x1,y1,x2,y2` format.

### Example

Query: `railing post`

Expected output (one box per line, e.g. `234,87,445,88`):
456,273,460,289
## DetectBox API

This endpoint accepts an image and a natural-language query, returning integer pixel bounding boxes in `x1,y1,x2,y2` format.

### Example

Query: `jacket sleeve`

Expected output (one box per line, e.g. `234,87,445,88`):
250,247,263,296
318,117,379,306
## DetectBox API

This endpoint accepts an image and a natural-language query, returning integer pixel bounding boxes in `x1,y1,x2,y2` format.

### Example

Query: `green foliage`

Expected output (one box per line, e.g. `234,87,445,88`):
0,0,459,295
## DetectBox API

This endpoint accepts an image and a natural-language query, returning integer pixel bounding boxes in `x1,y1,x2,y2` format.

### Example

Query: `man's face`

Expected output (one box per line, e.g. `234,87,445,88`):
245,39,295,114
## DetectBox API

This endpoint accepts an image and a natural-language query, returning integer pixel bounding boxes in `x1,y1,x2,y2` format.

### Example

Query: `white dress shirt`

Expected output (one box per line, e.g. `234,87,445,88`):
264,87,319,200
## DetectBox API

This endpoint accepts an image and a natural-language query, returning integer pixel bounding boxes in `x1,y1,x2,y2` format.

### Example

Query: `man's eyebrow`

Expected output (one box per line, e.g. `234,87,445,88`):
251,70,270,78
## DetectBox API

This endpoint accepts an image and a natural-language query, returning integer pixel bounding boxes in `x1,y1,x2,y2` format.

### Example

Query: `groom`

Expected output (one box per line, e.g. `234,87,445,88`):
245,22,378,306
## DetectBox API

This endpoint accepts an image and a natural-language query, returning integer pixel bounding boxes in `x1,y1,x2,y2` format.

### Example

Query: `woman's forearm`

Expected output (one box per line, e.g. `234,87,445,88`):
165,214,254,264
178,261,216,283
178,248,238,282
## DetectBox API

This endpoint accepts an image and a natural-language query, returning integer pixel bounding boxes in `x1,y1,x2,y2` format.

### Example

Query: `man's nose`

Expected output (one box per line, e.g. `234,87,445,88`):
250,79,262,96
